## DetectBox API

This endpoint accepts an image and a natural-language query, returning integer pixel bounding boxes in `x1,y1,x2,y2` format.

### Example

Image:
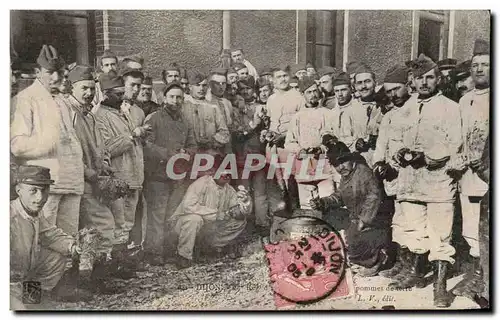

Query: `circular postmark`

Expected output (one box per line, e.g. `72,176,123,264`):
264,215,347,304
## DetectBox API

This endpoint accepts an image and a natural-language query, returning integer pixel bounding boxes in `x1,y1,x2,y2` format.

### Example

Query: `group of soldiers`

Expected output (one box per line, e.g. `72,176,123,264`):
10,38,489,309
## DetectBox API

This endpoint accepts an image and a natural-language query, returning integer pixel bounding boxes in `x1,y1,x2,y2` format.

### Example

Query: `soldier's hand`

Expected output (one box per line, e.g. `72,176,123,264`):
469,158,483,172
355,138,369,152
394,148,411,167
272,134,286,148
297,148,309,160
357,220,366,232
101,162,115,176
70,243,81,258
446,167,467,180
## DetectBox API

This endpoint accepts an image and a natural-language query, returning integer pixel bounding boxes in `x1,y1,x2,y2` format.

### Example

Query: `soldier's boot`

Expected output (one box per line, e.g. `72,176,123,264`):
388,252,426,289
89,253,120,295
451,256,484,300
388,247,414,281
109,244,138,279
51,259,93,302
433,260,452,308
379,245,408,279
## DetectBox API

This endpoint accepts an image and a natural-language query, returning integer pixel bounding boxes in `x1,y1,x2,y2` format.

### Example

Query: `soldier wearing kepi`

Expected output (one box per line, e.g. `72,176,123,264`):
92,50,118,112
182,70,230,159
11,165,90,308
451,39,490,300
437,58,458,101
388,54,463,308
317,66,339,110
137,76,160,117
95,70,149,271
11,44,85,245
373,64,412,279
58,66,133,291
143,81,197,266
451,60,474,99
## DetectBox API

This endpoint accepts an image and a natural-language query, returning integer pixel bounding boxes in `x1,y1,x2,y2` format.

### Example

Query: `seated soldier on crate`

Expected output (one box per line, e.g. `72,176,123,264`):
167,170,252,269
310,142,393,277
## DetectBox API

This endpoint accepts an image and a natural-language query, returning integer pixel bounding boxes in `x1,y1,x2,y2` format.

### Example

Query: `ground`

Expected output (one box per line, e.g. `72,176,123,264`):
32,232,480,311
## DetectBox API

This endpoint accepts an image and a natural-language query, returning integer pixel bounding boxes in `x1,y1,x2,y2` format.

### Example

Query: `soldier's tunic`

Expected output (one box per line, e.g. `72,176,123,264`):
392,92,462,263
360,99,383,167
285,106,336,208
182,98,230,158
458,88,489,258
209,95,235,154
330,98,367,152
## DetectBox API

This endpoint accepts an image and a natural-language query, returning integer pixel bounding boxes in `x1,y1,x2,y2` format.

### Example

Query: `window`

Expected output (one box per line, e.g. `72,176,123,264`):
412,10,450,61
305,10,337,67
11,10,94,68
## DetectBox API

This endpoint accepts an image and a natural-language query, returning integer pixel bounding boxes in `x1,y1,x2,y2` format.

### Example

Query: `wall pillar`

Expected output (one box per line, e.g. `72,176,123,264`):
223,11,231,49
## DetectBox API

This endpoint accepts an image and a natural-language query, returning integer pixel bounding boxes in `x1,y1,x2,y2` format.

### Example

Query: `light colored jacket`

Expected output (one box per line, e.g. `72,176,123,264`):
243,59,258,80
10,198,74,284
95,104,145,189
330,98,367,151
372,107,404,196
266,89,304,134
11,80,84,194
458,88,489,196
394,92,462,203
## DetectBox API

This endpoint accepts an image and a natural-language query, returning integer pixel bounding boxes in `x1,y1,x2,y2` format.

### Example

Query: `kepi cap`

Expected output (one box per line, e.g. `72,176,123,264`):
15,165,54,186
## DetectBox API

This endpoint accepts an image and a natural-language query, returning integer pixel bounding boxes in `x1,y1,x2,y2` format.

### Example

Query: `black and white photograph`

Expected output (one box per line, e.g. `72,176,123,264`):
8,9,491,311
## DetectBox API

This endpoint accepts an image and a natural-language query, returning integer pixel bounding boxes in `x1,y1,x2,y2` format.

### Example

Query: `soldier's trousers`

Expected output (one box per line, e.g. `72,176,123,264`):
399,201,456,264
459,193,483,258
79,192,115,254
479,191,489,299
390,201,407,247
42,193,81,237
173,214,246,260
110,189,140,245
143,179,190,255
11,247,67,310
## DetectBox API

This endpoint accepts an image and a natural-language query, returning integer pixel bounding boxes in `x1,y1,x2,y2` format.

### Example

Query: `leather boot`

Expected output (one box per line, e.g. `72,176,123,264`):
451,256,484,300
109,245,138,279
388,252,426,289
90,253,119,294
433,260,452,308
51,259,93,302
379,245,408,278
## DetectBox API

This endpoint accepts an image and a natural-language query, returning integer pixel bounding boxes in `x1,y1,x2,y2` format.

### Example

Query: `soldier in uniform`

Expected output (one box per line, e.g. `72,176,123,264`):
318,66,339,110
451,60,474,99
137,76,160,117
230,48,258,80
388,54,463,308
437,58,459,101
92,50,118,112
451,39,490,301
290,63,308,81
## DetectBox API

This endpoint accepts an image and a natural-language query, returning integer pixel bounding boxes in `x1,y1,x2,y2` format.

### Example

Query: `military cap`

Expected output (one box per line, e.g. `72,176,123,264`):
122,54,144,66
15,165,54,185
273,64,291,74
384,64,408,84
36,44,65,71
318,66,338,78
289,76,299,85
257,78,272,88
210,67,228,77
68,65,95,84
290,63,306,75
142,76,153,86
99,71,124,91
120,66,144,79
227,67,237,75
332,72,351,87
164,63,180,73
326,141,354,166
163,81,184,96
299,77,317,93
452,60,472,80
473,39,490,57
437,58,457,70
100,50,117,62
353,62,373,75
233,62,247,71
187,70,207,85
259,66,273,76
237,77,256,90
230,47,243,53
412,54,437,78
346,61,362,75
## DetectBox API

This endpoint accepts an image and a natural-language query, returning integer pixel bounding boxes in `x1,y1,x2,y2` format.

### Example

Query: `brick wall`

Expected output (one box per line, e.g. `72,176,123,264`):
95,10,126,59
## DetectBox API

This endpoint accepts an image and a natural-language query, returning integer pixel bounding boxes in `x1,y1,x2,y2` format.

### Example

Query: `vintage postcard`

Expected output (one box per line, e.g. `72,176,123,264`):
9,9,490,311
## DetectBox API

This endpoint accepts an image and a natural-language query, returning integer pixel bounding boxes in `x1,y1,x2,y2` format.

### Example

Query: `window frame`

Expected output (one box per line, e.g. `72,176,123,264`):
411,10,450,60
